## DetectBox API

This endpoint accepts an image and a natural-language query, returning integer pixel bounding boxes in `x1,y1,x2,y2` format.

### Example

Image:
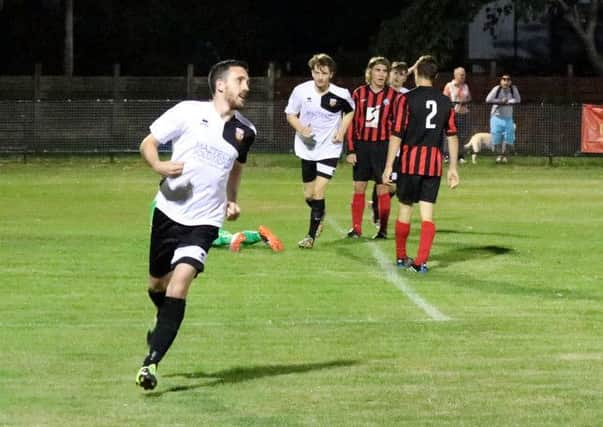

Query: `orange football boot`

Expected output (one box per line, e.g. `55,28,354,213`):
229,232,246,252
258,225,284,252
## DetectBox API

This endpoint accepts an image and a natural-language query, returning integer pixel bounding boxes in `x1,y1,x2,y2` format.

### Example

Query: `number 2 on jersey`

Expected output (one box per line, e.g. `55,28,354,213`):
425,100,437,129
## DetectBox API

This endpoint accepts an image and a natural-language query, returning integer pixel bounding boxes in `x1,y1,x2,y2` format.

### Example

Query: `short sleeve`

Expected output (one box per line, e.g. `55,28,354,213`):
341,89,355,114
149,102,188,145
284,87,302,115
226,113,256,164
446,103,457,136
390,94,408,137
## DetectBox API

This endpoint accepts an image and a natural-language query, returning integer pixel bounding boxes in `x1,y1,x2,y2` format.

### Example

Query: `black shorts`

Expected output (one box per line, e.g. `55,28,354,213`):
149,208,219,278
396,174,441,205
352,140,388,183
301,158,339,183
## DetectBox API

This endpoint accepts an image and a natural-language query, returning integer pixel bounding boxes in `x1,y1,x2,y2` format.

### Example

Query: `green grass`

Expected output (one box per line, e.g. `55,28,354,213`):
1,154,602,426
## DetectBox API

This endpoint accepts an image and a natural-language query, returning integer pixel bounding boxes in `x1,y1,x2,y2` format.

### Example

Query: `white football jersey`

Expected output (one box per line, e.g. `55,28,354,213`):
285,81,354,160
150,101,255,227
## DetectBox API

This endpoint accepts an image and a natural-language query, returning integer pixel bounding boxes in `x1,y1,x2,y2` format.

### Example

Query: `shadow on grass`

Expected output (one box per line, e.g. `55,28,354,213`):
333,245,371,263
437,228,527,239
437,244,515,268
145,359,359,397
438,246,598,301
323,236,515,268
447,272,598,301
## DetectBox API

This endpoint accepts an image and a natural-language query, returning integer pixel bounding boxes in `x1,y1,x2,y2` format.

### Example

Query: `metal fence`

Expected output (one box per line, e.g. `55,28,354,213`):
0,100,583,156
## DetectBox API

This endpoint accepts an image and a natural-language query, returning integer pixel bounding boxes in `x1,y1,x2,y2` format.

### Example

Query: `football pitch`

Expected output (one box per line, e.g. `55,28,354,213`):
1,154,602,426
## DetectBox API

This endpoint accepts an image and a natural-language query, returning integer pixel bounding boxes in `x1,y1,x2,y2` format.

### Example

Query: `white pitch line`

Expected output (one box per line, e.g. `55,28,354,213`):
328,218,451,321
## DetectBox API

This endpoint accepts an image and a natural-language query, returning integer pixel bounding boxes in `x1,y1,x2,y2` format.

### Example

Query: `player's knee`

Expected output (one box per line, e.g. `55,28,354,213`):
149,276,168,292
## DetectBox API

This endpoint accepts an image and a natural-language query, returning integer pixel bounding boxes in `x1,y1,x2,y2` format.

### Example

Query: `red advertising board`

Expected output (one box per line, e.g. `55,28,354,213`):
581,104,603,153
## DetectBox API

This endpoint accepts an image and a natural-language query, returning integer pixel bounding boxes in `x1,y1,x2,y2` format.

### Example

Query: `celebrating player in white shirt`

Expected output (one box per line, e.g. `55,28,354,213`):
285,53,354,248
136,59,256,391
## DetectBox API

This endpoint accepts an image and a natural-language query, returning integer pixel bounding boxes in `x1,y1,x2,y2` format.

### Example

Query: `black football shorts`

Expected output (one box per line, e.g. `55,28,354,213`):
148,208,219,278
352,140,388,183
301,158,339,182
396,174,442,204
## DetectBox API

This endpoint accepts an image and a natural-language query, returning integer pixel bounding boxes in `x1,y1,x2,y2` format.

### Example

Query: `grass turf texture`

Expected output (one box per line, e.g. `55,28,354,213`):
1,154,602,426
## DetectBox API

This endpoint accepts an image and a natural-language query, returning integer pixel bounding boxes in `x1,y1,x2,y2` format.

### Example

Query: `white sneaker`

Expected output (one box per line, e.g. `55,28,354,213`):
297,236,314,249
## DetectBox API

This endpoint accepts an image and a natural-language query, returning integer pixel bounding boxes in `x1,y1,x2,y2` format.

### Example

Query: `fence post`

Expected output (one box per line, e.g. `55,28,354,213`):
112,63,121,100
186,64,194,99
33,63,41,100
489,61,497,79
267,62,275,100
110,63,121,161
30,63,42,159
266,61,276,149
65,72,72,100
567,64,574,102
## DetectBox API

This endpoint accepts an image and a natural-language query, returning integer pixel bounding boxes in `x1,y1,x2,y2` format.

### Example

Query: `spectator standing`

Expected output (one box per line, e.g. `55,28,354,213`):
443,67,471,163
382,55,460,273
485,73,521,163
285,53,355,248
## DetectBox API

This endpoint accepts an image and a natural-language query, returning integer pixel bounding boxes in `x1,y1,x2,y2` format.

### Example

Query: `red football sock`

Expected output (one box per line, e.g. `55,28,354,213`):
351,193,365,233
395,220,410,259
415,221,436,265
377,193,391,234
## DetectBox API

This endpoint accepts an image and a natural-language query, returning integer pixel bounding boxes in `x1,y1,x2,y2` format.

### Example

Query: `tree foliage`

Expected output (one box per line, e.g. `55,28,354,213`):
374,0,603,75
373,1,486,68
510,0,603,74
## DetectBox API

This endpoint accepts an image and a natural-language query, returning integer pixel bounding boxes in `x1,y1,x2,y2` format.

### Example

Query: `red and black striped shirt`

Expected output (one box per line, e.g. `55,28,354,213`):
346,85,400,153
391,86,457,177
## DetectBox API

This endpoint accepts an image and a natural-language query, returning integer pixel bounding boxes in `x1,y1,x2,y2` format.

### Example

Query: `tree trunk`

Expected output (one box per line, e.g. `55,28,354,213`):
581,35,603,75
560,0,603,75
64,0,73,76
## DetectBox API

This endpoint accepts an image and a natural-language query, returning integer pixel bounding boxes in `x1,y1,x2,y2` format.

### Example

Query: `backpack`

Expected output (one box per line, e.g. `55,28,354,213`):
494,85,516,99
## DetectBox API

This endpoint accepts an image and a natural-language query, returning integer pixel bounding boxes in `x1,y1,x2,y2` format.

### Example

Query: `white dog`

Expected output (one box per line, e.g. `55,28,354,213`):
464,132,492,164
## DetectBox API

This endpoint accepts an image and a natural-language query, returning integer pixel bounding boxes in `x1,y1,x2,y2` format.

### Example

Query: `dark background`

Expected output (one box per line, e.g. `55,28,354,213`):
0,0,403,76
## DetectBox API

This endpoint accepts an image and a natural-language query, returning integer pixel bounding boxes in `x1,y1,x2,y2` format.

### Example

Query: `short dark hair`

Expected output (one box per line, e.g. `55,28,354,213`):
208,59,249,94
416,56,438,81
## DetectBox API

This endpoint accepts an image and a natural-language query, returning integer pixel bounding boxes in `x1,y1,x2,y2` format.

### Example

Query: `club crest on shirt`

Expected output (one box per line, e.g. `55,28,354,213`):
235,127,245,142
328,97,338,108
200,118,209,127
384,99,389,106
